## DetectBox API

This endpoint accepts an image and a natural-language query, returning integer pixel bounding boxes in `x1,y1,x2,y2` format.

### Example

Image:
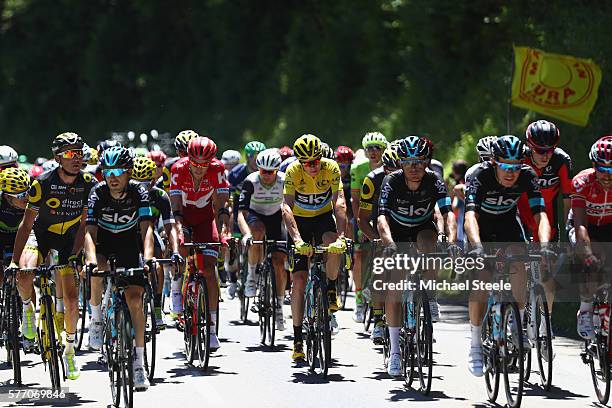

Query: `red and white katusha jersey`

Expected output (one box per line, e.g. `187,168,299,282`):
170,157,229,211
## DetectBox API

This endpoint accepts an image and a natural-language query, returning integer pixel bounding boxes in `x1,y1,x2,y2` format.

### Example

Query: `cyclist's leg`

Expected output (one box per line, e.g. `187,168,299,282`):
417,225,441,321
17,232,44,341
245,212,265,296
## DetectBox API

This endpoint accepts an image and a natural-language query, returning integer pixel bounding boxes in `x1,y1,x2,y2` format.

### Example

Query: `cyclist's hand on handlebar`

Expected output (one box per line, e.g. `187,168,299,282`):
382,242,397,258
241,233,253,248
294,240,313,256
144,258,155,273
171,252,184,265
467,244,484,258
328,237,346,254
447,243,463,258
540,244,557,261
8,261,19,271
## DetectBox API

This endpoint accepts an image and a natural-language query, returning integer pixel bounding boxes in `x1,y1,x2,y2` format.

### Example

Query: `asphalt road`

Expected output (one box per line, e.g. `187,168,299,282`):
0,293,600,408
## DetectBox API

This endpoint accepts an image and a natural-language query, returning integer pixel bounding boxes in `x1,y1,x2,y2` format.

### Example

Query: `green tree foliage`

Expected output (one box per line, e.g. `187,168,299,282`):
0,0,610,170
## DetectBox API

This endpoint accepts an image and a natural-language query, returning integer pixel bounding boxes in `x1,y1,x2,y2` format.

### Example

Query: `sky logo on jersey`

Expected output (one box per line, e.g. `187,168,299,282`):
390,202,434,226
481,196,519,214
99,211,138,232
295,189,332,210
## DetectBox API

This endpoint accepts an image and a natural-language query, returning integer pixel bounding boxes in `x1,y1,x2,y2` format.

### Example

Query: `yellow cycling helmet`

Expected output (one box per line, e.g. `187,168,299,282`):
87,147,99,165
175,130,199,154
293,134,322,162
0,167,30,193
132,157,156,181
382,146,401,168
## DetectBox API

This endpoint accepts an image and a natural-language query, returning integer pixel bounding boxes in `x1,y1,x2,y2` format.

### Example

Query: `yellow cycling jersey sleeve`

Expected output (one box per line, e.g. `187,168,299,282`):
283,158,341,217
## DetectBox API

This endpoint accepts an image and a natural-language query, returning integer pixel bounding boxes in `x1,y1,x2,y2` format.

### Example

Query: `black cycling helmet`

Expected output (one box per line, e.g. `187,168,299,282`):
97,139,121,155
101,146,134,169
526,120,560,149
492,135,525,161
52,132,84,155
396,136,431,160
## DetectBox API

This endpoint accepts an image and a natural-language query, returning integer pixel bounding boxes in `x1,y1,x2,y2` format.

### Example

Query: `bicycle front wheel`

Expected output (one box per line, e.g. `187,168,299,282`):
196,278,211,370
502,302,524,408
119,309,134,408
8,291,21,385
43,297,62,389
415,292,433,395
75,277,88,351
589,332,611,403
534,286,553,390
313,282,331,378
143,287,157,382
482,307,500,403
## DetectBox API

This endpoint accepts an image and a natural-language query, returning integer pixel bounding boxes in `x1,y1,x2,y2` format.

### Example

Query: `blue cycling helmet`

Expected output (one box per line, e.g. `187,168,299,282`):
101,146,134,169
492,135,525,161
397,136,431,160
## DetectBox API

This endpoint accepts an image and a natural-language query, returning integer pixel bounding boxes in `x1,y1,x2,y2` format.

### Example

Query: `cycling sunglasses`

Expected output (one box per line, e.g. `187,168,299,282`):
496,162,523,173
0,163,17,170
301,159,321,168
400,159,428,167
259,168,277,175
595,165,612,174
57,149,84,159
5,190,28,200
190,160,210,168
530,145,556,155
102,168,128,177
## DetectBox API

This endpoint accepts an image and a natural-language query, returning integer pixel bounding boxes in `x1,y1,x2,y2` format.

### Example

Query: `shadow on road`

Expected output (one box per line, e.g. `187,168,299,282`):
243,344,290,353
228,320,259,327
167,364,238,378
388,387,466,402
0,385,97,407
290,371,355,384
523,381,589,400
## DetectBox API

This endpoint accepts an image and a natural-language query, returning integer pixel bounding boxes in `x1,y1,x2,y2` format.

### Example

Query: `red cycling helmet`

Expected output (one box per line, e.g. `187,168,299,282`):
147,150,167,167
188,136,217,163
590,136,612,166
278,146,293,162
335,146,354,162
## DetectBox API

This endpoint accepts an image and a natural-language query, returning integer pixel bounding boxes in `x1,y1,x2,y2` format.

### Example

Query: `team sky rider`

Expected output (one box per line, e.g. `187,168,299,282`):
132,157,182,329
517,120,571,324
453,136,498,203
94,140,122,181
377,136,457,377
464,135,552,377
358,146,401,344
84,146,155,391
11,132,96,380
170,135,230,351
237,149,287,331
573,136,612,340
282,134,348,361
350,132,387,323
227,141,267,295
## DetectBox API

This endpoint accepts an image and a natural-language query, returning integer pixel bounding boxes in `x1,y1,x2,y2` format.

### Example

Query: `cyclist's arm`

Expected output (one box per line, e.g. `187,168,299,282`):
11,207,37,264
213,190,230,236
169,195,183,236
573,206,592,254
350,190,360,224
442,209,457,243
332,189,347,238
434,205,444,234
281,194,302,243
453,183,466,201
533,211,551,244
563,198,571,227
84,224,98,265
237,210,251,237
140,220,155,260
70,207,88,256
357,207,378,241
377,214,393,246
163,224,179,254
464,210,481,246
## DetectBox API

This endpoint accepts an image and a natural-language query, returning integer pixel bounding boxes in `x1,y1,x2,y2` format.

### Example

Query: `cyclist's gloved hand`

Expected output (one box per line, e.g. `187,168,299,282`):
447,243,463,258
328,237,346,254
294,240,312,256
382,242,397,258
467,244,484,258
242,233,253,248
144,258,155,273
171,252,184,265
8,261,19,271
540,244,557,261
584,253,600,270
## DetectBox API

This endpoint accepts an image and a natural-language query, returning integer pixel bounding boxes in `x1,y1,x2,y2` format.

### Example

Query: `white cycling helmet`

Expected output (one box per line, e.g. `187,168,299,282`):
476,136,497,161
221,149,241,166
42,160,60,172
0,145,18,166
256,148,282,171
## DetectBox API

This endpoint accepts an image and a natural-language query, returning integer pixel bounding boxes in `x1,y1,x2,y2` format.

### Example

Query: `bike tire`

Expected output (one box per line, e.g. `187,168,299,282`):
143,288,157,383
482,307,500,403
196,278,211,370
76,277,88,351
9,292,21,385
183,291,196,365
44,297,62,389
534,286,553,391
265,261,277,347
415,292,433,395
120,309,134,408
502,302,524,408
589,311,611,404
363,302,372,332
338,267,349,310
313,280,331,378
258,265,268,345
104,314,121,408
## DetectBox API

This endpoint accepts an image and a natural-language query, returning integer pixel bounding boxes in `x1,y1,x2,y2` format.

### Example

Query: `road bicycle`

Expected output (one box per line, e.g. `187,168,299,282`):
0,247,22,385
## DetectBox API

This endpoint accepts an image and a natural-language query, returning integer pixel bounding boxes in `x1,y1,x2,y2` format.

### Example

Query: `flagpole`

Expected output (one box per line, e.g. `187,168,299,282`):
507,44,515,134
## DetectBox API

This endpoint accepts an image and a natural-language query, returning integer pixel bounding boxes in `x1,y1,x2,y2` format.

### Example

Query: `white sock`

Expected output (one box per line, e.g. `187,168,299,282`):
580,301,593,313
65,332,75,353
389,327,400,355
247,264,256,279
277,297,284,307
135,347,144,368
91,304,102,322
471,323,482,347
56,298,64,313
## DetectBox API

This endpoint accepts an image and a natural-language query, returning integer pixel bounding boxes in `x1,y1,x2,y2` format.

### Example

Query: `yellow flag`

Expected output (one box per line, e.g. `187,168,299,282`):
511,46,602,127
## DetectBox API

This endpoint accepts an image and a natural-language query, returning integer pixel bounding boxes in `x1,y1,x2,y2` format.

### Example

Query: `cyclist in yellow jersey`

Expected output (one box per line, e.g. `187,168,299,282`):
282,134,348,361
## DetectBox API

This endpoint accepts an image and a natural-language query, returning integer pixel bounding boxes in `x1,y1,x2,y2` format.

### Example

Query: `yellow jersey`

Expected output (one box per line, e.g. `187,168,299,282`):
283,158,342,217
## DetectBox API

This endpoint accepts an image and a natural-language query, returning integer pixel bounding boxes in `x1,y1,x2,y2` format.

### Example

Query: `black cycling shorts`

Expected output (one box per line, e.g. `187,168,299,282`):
390,220,438,244
588,223,612,243
29,227,76,265
290,212,337,273
246,210,286,253
477,214,526,244
97,228,145,286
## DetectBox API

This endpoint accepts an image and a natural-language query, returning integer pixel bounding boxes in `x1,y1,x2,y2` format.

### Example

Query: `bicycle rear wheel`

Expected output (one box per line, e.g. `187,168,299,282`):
589,331,611,404
143,287,157,382
75,276,88,351
502,302,524,408
44,297,62,389
415,291,433,395
196,279,211,370
119,309,134,408
534,286,553,391
482,308,500,403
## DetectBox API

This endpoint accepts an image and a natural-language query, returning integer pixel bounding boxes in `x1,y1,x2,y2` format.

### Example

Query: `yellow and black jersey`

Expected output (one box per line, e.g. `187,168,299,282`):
283,158,342,217
28,168,97,235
